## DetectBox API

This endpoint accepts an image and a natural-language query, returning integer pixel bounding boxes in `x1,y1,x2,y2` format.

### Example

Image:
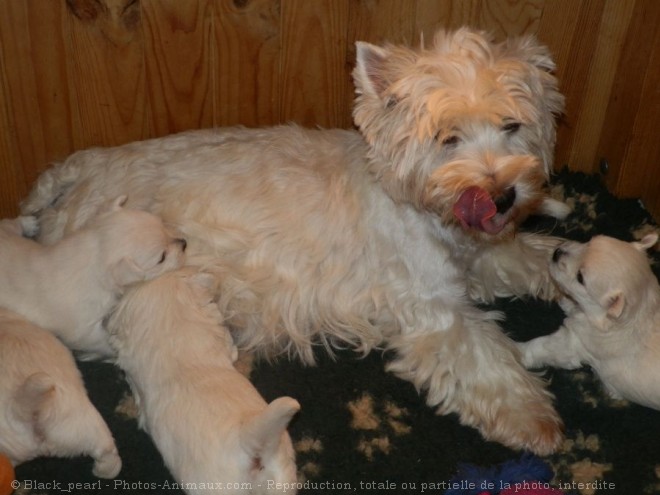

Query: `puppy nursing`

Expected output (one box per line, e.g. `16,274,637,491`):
108,269,300,494
0,308,121,477
23,27,569,454
0,196,186,360
519,234,660,409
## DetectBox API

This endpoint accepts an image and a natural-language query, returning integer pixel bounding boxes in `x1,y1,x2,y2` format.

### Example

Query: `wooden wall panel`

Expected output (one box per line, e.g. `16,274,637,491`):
142,0,214,134
65,0,150,148
213,0,281,127
279,0,350,128
0,0,659,220
0,1,71,191
598,0,660,202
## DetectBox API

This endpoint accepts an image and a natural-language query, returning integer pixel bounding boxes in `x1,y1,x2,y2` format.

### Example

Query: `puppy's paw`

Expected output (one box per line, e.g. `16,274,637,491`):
19,215,40,238
92,450,122,479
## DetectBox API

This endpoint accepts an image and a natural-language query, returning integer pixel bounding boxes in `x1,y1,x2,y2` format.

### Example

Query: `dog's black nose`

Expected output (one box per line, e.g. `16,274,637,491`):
177,238,187,252
494,187,516,214
552,247,564,262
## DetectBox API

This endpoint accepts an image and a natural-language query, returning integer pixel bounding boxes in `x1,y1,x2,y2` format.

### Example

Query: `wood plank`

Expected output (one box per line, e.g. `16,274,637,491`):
278,0,350,128
560,0,634,174
0,21,23,218
64,0,149,148
0,1,72,193
213,0,281,127
616,15,660,217
142,0,214,135
598,0,660,199
541,0,605,172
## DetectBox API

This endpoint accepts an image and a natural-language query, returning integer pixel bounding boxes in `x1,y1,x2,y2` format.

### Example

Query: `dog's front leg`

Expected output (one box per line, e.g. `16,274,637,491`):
386,305,563,455
466,232,563,303
517,325,586,370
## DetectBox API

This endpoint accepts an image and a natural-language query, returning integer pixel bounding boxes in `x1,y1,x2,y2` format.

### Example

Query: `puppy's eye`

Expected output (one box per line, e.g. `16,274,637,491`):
157,251,167,264
502,122,521,134
576,270,584,285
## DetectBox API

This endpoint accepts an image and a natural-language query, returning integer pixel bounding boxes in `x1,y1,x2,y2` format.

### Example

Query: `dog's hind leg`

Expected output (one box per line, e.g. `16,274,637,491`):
385,305,563,455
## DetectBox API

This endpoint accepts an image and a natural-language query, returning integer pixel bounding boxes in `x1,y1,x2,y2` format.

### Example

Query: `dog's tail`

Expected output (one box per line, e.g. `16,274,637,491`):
20,155,87,216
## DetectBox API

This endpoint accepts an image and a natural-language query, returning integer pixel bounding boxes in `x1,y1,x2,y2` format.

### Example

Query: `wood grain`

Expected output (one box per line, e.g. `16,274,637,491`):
142,0,214,135
213,0,281,127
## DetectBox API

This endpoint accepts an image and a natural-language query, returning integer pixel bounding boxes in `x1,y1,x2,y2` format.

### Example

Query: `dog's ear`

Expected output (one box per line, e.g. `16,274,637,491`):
354,41,392,99
632,233,659,252
13,372,57,436
601,290,625,320
240,397,300,460
111,257,144,287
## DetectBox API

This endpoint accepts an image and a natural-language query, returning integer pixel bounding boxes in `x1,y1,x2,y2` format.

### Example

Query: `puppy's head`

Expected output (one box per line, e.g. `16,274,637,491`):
93,197,187,288
550,234,659,329
353,28,565,240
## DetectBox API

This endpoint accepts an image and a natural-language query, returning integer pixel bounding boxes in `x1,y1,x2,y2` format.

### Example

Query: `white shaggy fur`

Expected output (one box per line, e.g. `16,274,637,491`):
0,197,186,360
24,28,569,454
108,268,299,494
0,308,121,477
518,234,660,409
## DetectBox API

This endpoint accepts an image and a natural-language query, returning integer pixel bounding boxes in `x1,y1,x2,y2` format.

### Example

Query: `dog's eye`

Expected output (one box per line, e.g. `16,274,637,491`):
435,133,460,147
157,251,167,264
502,122,521,134
576,270,584,285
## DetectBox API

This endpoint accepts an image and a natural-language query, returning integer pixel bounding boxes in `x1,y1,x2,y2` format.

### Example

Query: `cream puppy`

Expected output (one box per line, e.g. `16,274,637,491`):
0,307,121,477
108,268,300,495
0,196,186,360
518,234,660,409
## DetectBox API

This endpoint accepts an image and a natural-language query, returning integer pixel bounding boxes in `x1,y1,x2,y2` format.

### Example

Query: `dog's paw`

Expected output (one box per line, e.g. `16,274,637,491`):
19,215,40,238
92,450,122,479
478,386,564,456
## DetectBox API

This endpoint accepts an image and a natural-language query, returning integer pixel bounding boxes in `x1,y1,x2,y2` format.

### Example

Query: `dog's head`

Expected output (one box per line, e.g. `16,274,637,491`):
353,27,565,239
93,197,187,288
550,234,659,330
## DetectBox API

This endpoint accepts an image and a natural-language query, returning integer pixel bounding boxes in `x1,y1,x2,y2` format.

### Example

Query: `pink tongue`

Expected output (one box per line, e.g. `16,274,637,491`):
453,186,499,233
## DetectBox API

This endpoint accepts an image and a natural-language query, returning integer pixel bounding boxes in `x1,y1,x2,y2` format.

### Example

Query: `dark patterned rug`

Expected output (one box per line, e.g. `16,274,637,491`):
12,169,660,495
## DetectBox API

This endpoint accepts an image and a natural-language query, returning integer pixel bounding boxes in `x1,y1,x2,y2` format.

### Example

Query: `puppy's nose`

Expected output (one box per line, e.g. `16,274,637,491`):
494,187,516,214
552,247,565,262
176,238,187,252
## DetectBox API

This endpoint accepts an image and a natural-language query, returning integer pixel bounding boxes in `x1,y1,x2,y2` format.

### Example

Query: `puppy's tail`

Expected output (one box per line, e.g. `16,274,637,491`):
20,157,84,216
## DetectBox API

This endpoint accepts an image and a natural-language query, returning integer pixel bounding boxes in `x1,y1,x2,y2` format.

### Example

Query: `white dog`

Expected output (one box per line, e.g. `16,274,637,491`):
0,307,121,477
107,268,300,494
518,234,660,409
23,28,569,454
0,196,186,360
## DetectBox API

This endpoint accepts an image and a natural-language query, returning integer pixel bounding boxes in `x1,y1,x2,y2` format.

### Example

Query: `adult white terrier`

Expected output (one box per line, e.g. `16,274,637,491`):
0,196,186,360
518,234,660,409
0,308,121,477
24,28,569,453
108,268,300,494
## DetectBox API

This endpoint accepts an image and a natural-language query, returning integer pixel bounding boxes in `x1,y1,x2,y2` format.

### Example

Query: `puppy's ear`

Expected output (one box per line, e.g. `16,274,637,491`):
240,397,300,460
14,372,57,437
601,290,625,320
111,257,144,287
633,233,659,252
354,42,392,99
